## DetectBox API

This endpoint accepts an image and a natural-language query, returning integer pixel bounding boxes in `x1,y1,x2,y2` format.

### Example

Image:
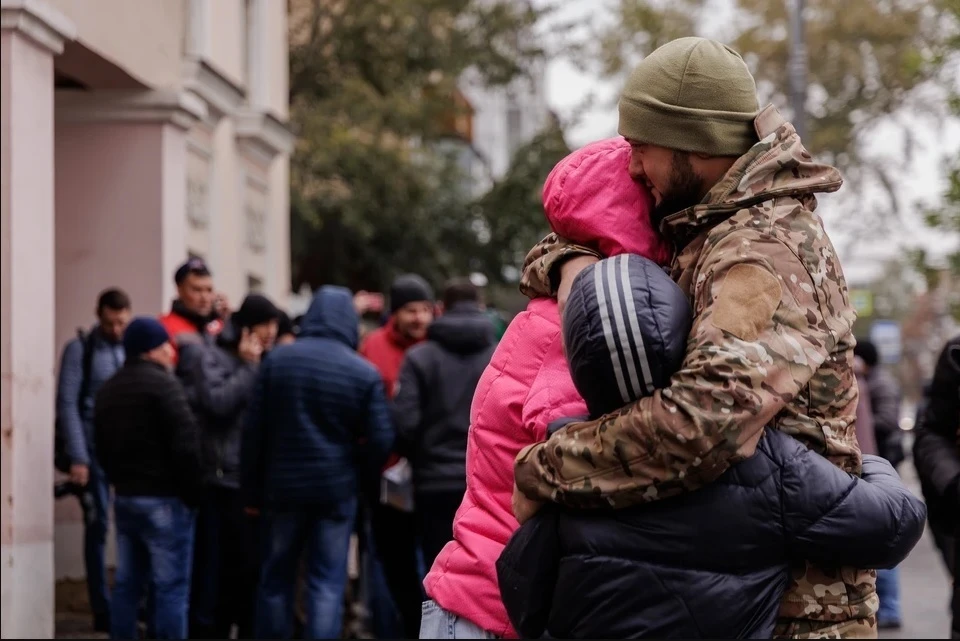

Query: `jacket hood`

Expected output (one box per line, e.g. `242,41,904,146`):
563,254,691,418
427,302,496,355
543,138,672,266
662,104,843,242
299,286,359,348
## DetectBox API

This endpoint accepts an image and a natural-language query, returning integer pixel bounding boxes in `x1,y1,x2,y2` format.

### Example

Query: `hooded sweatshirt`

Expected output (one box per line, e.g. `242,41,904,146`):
240,286,395,510
393,302,496,494
422,138,671,637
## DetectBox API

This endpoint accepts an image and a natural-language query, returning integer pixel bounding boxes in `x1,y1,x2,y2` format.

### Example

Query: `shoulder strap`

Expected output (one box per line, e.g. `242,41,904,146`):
77,328,96,410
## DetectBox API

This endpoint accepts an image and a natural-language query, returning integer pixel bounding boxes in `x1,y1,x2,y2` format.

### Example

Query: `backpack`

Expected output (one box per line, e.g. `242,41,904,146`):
54,329,97,473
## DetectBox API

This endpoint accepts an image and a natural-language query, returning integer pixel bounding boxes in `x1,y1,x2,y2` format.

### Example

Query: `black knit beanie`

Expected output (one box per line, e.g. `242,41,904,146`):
233,294,280,329
390,274,434,314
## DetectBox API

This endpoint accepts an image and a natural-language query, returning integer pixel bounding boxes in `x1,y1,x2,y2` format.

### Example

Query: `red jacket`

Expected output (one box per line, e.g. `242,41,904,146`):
359,319,422,469
358,319,421,398
159,308,223,365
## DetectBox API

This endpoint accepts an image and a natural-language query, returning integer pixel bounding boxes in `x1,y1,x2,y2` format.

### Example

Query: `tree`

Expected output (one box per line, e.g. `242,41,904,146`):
469,116,571,284
590,0,957,239
288,0,552,293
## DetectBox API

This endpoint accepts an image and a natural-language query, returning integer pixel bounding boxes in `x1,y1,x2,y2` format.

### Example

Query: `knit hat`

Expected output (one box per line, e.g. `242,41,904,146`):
390,274,434,314
123,317,170,358
618,37,760,157
563,254,691,418
233,294,280,329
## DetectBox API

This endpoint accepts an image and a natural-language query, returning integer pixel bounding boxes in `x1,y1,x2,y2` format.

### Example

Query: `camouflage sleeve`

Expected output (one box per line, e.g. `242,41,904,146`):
514,230,842,508
519,232,601,300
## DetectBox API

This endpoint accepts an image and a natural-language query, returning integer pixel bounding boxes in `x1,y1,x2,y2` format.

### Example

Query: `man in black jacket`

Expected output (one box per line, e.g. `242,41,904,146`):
94,317,204,640
180,294,280,639
393,280,495,569
913,334,960,639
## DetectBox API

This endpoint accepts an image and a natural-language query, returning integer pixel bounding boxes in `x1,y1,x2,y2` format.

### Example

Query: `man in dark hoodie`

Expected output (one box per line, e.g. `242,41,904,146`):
181,294,280,638
393,280,496,569
241,286,395,639
496,255,926,639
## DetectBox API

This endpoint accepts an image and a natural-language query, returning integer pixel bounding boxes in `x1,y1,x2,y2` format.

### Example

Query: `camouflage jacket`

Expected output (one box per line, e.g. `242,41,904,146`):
516,105,877,638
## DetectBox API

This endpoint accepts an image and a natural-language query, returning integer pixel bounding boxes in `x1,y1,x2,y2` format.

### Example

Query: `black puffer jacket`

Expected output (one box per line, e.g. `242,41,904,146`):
393,301,496,493
498,430,926,639
179,323,259,489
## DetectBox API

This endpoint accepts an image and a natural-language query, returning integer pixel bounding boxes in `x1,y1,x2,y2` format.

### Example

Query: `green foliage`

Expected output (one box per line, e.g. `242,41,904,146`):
469,119,571,283
289,0,550,292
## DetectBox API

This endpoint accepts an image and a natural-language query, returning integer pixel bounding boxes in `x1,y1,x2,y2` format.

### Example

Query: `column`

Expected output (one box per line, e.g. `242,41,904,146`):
54,89,207,343
1,0,76,637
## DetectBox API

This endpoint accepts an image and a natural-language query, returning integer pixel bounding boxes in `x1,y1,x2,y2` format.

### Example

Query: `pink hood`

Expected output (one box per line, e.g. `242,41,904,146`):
423,138,670,637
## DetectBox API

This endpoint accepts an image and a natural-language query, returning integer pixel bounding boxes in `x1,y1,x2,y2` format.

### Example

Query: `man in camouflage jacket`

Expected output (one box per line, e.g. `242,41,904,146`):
513,37,875,639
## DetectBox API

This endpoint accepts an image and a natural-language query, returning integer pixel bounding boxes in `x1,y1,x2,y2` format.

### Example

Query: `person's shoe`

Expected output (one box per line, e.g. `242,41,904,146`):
93,612,110,633
877,618,902,630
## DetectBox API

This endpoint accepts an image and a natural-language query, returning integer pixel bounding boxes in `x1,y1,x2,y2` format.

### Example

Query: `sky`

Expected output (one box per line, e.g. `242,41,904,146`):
536,0,960,286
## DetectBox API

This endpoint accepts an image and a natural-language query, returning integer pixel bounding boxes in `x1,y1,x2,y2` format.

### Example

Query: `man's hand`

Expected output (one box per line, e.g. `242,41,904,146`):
69,463,89,487
557,255,599,315
238,328,264,364
512,483,543,524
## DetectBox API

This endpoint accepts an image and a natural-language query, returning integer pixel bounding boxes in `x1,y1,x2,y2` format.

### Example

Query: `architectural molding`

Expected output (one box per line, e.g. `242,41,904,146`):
55,89,207,131
235,110,296,166
182,57,245,122
0,0,76,55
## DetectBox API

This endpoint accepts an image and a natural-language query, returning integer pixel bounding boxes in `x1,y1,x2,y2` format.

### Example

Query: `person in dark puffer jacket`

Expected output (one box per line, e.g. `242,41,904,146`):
241,285,395,639
180,293,280,639
496,254,927,639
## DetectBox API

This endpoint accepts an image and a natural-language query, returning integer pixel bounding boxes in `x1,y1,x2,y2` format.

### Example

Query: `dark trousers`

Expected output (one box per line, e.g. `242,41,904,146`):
81,458,112,621
189,486,258,639
370,502,423,639
416,490,464,571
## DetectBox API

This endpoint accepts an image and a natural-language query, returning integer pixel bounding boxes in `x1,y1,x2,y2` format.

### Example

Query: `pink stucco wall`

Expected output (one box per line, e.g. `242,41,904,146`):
1,29,58,640
54,121,187,346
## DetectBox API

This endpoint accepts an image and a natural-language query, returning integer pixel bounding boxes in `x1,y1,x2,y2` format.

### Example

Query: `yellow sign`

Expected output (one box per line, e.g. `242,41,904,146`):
849,289,873,317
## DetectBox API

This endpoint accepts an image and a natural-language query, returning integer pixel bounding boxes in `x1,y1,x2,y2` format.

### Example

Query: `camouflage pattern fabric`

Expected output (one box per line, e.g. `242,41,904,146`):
515,104,876,639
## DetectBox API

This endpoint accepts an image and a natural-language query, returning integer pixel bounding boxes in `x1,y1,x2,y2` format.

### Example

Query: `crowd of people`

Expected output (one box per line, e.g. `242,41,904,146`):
52,35,959,641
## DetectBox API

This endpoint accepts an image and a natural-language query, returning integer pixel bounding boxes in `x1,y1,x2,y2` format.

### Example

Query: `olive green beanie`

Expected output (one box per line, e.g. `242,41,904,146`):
618,37,760,157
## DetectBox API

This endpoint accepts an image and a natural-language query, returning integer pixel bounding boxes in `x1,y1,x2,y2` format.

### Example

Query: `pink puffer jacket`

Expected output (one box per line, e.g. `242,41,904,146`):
423,137,671,637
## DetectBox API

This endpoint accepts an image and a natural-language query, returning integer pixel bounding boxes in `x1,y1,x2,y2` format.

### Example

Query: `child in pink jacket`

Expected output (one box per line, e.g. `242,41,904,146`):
420,138,671,639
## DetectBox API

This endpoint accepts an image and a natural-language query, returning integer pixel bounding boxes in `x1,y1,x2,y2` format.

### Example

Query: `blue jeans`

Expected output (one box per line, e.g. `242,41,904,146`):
255,499,357,639
81,457,111,619
876,566,902,623
419,600,499,639
111,496,196,640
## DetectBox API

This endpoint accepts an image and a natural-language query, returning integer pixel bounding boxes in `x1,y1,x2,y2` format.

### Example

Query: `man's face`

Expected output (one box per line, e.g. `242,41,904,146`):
251,319,279,351
178,274,215,318
628,141,708,227
394,302,434,342
99,307,131,343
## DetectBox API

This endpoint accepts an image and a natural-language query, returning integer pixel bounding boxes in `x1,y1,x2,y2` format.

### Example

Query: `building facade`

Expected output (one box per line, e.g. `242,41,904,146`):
1,0,293,636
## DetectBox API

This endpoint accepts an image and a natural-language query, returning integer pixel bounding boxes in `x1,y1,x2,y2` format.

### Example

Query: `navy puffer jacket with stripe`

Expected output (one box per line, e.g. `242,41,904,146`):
497,255,927,639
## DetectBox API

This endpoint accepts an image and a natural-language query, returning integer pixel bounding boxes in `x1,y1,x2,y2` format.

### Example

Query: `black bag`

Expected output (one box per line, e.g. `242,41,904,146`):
54,329,96,473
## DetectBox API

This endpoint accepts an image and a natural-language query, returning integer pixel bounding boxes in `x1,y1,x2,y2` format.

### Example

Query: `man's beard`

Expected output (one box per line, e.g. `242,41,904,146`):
650,152,706,228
